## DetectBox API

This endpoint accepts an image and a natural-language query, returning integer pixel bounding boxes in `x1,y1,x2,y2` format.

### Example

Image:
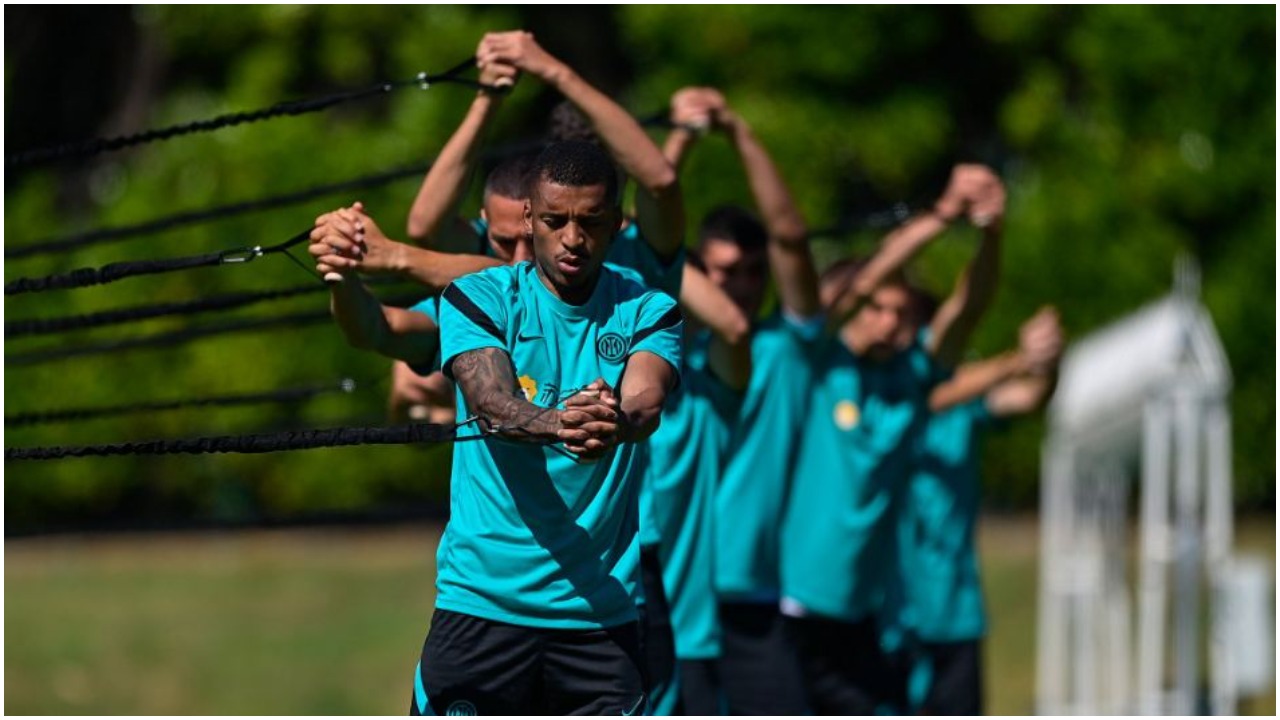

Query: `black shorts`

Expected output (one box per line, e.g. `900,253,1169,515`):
410,609,645,715
717,602,811,714
789,613,910,715
678,658,726,715
918,639,983,715
638,544,676,696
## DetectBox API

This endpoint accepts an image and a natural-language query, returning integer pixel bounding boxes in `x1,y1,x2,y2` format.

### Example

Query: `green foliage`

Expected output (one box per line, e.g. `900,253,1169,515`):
4,6,1274,531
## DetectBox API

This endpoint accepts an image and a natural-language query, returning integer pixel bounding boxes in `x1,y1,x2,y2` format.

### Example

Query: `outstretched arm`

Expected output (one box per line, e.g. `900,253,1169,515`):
930,306,1064,413
315,257,440,364
313,202,501,291
616,351,677,443
406,62,519,249
477,31,684,262
449,348,621,452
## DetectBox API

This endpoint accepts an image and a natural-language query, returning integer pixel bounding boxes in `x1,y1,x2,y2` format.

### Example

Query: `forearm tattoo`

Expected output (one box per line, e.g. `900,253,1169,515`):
451,348,561,443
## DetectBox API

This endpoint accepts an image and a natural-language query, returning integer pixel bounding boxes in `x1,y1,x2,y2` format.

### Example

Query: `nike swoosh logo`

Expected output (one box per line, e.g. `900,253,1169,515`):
621,694,646,716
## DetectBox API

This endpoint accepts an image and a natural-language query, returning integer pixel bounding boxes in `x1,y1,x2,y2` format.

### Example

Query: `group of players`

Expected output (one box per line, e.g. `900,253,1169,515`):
309,31,1065,716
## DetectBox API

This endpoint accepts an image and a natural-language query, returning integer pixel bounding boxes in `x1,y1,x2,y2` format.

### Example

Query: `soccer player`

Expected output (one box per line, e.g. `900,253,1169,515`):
780,164,1007,714
660,86,822,715
314,139,683,714
898,304,1063,715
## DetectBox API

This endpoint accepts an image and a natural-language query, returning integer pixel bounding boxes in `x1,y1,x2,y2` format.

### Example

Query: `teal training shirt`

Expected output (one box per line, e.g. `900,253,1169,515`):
781,334,942,622
649,331,743,659
473,217,683,549
714,312,823,601
898,398,996,642
436,262,683,629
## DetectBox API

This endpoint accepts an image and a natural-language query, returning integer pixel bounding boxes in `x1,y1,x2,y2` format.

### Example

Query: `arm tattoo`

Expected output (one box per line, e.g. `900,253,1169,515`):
451,347,562,443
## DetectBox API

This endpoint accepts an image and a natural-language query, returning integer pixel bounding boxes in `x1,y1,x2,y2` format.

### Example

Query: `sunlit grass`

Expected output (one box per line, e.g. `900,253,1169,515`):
5,516,1274,714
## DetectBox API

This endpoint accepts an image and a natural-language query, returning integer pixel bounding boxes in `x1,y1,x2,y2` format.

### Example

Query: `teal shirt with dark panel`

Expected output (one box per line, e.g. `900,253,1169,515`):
898,398,997,642
473,217,683,550
781,335,942,622
648,331,743,659
714,312,823,601
436,262,683,629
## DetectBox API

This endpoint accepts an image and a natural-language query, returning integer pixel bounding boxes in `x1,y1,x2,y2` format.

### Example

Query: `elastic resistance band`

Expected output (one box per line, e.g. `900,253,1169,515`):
7,57,502,170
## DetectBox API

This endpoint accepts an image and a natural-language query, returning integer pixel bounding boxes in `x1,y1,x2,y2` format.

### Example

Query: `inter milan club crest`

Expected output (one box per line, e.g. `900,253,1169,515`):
596,332,628,362
445,700,477,716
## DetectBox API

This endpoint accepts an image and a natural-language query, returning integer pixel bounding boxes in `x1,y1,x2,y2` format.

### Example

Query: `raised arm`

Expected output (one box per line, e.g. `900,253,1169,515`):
314,202,501,291
823,212,949,333
679,261,752,390
477,31,684,261
927,165,1005,368
717,99,817,319
824,164,1001,337
406,62,519,249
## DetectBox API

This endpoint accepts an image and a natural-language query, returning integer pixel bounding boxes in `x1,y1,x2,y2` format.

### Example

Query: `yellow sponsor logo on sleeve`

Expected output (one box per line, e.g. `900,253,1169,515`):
518,375,538,402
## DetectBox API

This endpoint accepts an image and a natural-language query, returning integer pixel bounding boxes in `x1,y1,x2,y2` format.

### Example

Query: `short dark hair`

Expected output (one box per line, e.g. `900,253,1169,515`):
484,153,536,201
546,101,599,144
698,205,767,253
530,140,619,203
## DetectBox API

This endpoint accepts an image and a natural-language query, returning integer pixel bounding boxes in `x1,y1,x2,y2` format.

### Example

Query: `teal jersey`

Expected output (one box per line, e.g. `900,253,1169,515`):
649,331,743,659
473,217,681,550
781,335,941,622
714,312,823,600
898,398,996,641
436,262,683,629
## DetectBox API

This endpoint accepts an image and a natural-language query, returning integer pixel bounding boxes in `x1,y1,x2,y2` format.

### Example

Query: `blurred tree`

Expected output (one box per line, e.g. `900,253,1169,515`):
3,6,1273,533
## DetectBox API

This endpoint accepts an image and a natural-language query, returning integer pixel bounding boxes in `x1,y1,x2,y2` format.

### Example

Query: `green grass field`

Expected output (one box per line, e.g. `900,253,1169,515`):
5,516,1274,715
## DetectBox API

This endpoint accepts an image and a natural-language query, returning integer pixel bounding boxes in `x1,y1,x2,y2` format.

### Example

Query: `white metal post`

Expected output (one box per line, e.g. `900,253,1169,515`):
1137,396,1172,714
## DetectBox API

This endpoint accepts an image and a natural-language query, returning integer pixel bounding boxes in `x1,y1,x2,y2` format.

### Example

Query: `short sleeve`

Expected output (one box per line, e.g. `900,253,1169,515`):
408,295,440,325
628,292,684,379
781,307,826,343
439,271,510,380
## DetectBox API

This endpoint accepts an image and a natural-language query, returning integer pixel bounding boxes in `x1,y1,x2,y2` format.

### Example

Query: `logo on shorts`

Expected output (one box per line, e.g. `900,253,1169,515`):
597,333,628,362
445,700,477,716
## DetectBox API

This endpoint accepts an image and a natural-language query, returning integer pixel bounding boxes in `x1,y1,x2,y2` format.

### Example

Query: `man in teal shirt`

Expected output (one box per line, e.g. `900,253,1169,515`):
654,86,821,714
896,304,1063,714
780,164,1007,714
316,137,684,713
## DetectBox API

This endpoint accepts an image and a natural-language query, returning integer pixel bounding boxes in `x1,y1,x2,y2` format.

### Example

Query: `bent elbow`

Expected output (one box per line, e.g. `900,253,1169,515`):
646,166,680,198
405,215,428,244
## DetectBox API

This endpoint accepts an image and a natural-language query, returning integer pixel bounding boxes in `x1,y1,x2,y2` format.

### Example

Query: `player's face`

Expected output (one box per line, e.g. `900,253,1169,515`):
482,194,533,264
700,237,768,318
527,179,621,302
848,283,912,362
